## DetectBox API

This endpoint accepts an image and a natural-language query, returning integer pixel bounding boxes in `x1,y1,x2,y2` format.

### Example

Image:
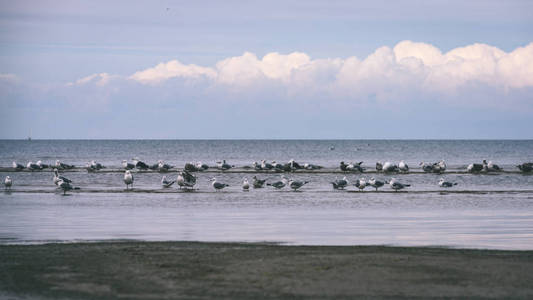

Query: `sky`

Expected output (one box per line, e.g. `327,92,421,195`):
0,0,532,139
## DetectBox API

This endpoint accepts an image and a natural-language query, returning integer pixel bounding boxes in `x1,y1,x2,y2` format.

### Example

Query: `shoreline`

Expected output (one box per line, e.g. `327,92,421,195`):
1,241,532,299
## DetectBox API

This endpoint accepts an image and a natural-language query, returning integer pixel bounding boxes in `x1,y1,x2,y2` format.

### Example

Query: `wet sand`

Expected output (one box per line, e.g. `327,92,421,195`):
1,242,532,299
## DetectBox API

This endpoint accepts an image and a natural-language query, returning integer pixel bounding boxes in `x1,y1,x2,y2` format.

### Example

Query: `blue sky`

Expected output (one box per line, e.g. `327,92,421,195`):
1,0,532,139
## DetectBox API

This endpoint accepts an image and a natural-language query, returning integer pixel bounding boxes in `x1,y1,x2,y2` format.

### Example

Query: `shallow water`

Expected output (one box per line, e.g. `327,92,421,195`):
1,140,533,249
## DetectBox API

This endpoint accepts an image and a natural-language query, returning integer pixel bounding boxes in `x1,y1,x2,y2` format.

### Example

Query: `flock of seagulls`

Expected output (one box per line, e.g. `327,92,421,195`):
3,158,532,193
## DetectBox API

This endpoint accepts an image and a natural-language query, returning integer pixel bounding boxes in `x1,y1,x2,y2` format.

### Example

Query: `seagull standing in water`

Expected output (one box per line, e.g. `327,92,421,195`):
211,177,229,191
388,178,410,191
124,170,134,189
438,178,458,188
368,177,385,191
53,169,72,186
353,178,367,191
331,176,348,190
122,160,135,170
12,161,25,170
288,178,309,191
252,176,266,188
217,160,233,171
55,160,75,170
467,163,483,173
57,179,74,195
399,161,409,173
242,178,250,191
27,161,41,171
382,162,399,173
177,170,197,189
4,176,12,190
267,176,287,189
161,176,175,188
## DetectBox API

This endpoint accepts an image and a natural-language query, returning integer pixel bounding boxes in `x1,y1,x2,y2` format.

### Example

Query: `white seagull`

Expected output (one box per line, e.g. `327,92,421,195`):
12,161,25,170
353,178,367,192
124,170,134,189
368,177,385,191
388,178,410,191
267,176,287,189
211,177,229,191
331,176,348,190
4,176,12,190
288,178,309,191
399,160,409,172
438,178,458,188
53,169,72,186
242,178,250,191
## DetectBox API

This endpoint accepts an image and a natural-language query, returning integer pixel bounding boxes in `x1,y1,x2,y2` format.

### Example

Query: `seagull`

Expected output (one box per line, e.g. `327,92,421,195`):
467,163,483,173
420,162,433,173
399,160,409,173
252,176,266,188
4,176,12,190
288,159,302,170
55,160,75,170
438,178,458,188
382,162,399,173
161,176,175,188
331,176,348,190
124,170,134,189
122,160,135,170
346,161,364,173
12,161,25,171
272,161,284,171
242,178,250,191
177,170,196,189
483,160,502,172
436,160,447,172
158,160,173,172
36,160,49,169
353,178,367,192
211,177,229,191
304,163,322,170
184,162,198,172
368,177,385,191
375,162,383,172
57,179,74,195
261,160,273,170
267,176,287,189
27,161,41,171
252,161,262,171
288,178,309,191
196,161,209,171
53,169,72,186
91,160,104,170
133,158,149,170
388,178,410,191
517,162,533,173
217,160,233,171
340,161,349,172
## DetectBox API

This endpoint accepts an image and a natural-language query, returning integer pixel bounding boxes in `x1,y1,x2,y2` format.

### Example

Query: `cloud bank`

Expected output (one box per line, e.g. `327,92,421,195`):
115,41,533,98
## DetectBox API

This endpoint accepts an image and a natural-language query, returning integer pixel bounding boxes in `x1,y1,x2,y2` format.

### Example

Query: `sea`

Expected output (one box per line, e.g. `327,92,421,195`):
1,140,532,250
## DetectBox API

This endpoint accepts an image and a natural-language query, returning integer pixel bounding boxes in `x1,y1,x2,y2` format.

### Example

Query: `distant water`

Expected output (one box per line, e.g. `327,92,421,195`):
1,140,533,250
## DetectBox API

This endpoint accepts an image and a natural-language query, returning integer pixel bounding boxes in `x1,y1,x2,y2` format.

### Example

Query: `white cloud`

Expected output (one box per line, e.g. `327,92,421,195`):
129,60,216,85
68,72,115,86
76,41,533,104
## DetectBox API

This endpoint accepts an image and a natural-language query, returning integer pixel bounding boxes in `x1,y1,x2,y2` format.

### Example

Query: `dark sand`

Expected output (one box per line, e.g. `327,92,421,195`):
1,242,533,299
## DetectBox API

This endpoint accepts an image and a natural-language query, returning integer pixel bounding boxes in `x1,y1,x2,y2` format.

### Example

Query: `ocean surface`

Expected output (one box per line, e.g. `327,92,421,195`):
1,140,532,250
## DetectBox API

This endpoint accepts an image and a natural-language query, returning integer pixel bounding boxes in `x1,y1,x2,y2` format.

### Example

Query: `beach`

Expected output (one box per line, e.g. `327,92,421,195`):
1,241,533,299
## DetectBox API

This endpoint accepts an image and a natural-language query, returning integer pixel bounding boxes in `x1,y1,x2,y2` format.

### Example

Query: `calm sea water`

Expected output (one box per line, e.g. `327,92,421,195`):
1,140,532,249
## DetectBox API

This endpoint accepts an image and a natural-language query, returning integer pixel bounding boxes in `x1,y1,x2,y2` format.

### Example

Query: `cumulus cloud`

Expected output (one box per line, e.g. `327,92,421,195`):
129,60,216,84
68,72,115,86
71,41,532,108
